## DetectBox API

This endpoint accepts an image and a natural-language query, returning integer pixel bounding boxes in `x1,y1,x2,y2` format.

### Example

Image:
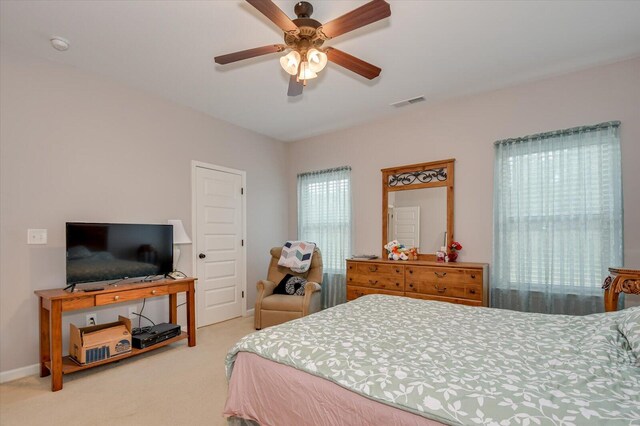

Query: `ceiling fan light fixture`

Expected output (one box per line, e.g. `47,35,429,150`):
280,50,301,75
216,0,391,97
307,48,327,73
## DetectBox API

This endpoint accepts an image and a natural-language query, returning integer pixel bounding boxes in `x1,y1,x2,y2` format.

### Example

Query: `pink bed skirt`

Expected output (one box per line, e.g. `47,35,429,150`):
223,352,445,426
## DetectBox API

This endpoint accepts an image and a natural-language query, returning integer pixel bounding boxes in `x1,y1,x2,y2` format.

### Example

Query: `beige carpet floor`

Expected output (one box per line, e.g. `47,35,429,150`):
0,315,255,426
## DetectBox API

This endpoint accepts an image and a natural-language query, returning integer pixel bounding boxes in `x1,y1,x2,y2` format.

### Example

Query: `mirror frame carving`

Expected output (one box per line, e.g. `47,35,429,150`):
382,159,455,260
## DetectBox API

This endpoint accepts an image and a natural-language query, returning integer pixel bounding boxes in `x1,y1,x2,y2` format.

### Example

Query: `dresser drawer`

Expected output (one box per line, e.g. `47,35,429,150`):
405,266,482,285
346,285,404,301
95,286,169,306
405,292,483,307
347,273,404,291
351,262,404,277
405,280,482,301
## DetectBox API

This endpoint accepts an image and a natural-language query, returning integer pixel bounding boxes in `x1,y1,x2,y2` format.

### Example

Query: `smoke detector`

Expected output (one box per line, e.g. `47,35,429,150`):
50,37,70,52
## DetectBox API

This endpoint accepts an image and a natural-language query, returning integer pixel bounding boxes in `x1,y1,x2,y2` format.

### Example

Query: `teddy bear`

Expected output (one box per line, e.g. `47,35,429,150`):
384,240,410,261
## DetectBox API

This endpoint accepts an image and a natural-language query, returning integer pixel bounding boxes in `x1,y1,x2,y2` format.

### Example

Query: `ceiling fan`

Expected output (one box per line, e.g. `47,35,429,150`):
214,0,391,96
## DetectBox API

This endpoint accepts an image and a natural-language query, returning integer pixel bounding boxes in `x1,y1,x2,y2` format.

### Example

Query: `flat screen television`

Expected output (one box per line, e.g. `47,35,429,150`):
66,222,173,285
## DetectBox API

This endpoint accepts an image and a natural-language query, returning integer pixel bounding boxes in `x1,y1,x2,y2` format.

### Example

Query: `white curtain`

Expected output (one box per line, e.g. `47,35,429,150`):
298,167,352,309
492,122,623,315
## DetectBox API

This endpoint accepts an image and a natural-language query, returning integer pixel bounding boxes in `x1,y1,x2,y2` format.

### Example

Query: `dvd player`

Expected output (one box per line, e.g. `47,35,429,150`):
132,323,181,349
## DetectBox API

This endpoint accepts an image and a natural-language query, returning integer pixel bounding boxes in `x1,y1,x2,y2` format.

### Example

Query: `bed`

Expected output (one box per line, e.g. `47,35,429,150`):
224,295,640,425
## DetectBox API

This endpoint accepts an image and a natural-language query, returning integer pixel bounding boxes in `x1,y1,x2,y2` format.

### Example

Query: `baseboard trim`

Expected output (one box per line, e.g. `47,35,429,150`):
0,363,40,384
245,308,254,317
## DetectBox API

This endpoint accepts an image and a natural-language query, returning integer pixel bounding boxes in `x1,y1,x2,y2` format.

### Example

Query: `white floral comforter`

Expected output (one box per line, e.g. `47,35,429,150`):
226,295,640,425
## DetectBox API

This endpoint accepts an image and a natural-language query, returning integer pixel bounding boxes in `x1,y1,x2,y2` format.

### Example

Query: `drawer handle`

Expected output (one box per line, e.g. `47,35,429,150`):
113,295,120,301
368,266,378,272
409,269,413,274
434,272,447,278
434,284,447,293
395,269,400,273
368,280,378,285
469,289,476,294
396,282,400,287
151,290,157,295
408,283,414,288
471,274,477,279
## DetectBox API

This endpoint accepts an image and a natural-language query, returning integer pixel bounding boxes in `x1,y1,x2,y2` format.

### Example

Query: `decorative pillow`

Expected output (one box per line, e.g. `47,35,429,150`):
618,307,640,360
273,274,307,296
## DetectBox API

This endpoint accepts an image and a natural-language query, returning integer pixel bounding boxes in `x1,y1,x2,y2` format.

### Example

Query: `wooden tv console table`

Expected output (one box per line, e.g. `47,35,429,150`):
34,277,196,391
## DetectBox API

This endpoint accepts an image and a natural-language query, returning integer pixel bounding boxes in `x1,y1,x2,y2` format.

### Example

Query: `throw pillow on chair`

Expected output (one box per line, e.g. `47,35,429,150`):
274,274,307,296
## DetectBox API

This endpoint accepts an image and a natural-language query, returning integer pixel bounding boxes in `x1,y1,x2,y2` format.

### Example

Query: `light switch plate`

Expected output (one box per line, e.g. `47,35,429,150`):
27,229,47,245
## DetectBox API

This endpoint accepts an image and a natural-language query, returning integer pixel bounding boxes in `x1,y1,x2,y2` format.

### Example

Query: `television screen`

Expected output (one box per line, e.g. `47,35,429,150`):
66,222,173,285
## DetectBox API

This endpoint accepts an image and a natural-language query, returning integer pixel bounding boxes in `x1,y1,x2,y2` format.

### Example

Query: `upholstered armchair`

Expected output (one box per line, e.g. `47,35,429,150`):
254,247,323,329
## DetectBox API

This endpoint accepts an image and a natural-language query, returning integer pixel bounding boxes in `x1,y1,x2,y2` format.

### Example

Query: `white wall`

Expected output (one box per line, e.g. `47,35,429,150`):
287,57,640,303
0,52,289,373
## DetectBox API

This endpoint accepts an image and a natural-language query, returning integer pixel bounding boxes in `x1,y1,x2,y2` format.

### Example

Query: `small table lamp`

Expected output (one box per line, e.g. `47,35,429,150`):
168,219,192,273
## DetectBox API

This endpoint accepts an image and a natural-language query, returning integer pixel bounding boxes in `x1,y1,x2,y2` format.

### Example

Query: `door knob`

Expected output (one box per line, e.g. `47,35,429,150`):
199,253,206,259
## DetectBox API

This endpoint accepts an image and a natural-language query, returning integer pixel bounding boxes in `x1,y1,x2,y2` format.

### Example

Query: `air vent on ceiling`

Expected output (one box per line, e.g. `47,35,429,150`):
390,96,426,108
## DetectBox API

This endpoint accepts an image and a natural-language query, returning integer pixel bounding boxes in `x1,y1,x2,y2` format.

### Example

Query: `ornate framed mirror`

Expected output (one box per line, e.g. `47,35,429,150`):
381,159,455,260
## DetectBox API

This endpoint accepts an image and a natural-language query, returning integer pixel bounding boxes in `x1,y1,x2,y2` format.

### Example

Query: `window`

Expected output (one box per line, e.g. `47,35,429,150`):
492,122,622,314
298,166,352,273
298,167,352,308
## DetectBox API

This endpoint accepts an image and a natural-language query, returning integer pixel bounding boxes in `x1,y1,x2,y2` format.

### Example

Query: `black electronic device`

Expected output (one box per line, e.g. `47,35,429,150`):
65,222,173,286
132,323,181,349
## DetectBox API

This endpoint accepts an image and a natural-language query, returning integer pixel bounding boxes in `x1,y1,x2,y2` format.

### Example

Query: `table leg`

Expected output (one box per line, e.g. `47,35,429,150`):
186,282,196,347
169,293,177,324
39,297,51,377
50,300,63,391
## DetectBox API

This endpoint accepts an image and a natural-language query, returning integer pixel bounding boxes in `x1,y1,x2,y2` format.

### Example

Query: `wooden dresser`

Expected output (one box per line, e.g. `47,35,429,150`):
347,259,489,306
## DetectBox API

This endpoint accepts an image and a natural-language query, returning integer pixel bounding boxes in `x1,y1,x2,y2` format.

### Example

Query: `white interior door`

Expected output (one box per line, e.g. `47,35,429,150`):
393,206,420,248
194,165,245,327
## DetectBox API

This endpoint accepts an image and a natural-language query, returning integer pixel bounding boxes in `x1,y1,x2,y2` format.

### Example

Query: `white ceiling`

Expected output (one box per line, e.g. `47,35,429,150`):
2,1,640,142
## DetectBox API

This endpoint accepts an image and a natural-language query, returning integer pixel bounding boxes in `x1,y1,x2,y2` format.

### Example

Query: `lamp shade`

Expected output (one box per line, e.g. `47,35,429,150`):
168,219,192,245
279,51,301,76
298,61,317,80
307,49,327,73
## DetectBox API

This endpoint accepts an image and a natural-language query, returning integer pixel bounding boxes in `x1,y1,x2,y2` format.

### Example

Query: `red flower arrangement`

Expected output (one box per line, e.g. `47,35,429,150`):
447,241,463,262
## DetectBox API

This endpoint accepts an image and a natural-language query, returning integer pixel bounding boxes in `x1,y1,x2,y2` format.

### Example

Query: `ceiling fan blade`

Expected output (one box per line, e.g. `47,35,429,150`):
214,44,286,65
325,48,381,80
246,0,300,35
318,0,390,40
287,75,304,97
